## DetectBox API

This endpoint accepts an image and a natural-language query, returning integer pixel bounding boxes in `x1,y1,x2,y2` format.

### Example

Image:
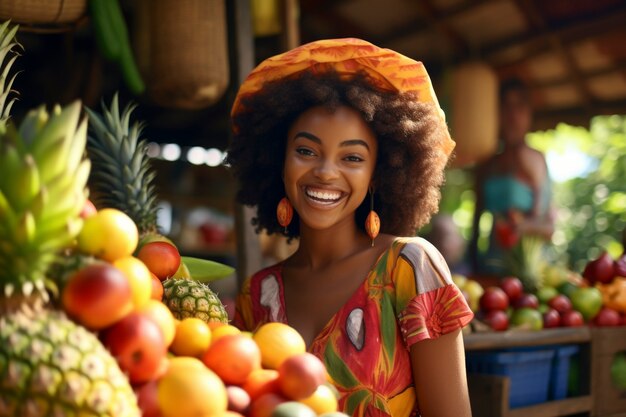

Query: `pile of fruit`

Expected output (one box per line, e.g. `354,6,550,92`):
64,205,344,417
459,251,626,333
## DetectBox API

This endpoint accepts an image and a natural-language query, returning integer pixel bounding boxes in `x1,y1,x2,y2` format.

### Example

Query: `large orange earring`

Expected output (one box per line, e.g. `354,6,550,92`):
277,197,293,233
365,188,380,247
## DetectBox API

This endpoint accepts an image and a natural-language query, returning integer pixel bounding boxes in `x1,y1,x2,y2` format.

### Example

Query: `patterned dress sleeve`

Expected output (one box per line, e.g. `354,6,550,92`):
392,237,473,348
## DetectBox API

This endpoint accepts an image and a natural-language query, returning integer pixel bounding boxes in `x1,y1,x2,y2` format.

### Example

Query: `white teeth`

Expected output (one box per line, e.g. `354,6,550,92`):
305,188,341,201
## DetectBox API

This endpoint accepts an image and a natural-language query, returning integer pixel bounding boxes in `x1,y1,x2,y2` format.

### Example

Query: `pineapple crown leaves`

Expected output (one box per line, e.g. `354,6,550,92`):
0,101,90,296
85,93,159,235
0,20,21,135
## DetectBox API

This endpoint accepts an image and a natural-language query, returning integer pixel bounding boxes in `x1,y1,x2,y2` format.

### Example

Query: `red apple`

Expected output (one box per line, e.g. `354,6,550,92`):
513,293,539,310
249,393,287,417
480,287,510,312
103,312,167,384
593,307,621,327
135,379,162,417
80,199,97,218
500,277,524,302
614,254,626,277
62,263,133,330
278,353,326,400
137,241,181,280
561,310,584,327
485,310,509,331
542,308,561,328
583,251,615,284
547,294,572,314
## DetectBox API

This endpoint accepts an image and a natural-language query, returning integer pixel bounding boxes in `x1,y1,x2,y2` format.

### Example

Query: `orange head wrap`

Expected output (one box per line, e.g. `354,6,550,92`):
231,38,454,156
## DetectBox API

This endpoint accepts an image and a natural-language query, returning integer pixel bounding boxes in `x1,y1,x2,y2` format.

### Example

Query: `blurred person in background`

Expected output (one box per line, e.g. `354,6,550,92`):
469,78,555,276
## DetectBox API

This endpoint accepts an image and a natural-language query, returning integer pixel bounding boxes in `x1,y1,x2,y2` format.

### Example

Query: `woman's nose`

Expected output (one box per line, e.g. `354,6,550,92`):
313,158,339,181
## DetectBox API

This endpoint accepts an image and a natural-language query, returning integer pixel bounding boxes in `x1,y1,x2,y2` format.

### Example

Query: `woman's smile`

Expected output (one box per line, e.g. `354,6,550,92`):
303,186,345,206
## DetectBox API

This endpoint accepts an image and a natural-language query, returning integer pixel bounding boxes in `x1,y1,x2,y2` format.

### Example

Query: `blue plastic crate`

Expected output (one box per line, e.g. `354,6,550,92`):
549,344,579,400
466,348,555,408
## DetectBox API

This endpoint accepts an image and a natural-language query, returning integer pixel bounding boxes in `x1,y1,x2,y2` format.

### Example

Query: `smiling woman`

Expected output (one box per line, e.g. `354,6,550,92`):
226,38,474,417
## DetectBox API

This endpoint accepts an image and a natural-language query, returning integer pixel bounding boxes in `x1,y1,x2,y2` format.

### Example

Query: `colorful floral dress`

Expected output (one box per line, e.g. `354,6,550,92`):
234,237,473,417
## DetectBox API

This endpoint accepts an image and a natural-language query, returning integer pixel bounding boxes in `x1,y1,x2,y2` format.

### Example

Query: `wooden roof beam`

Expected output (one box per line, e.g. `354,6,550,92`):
512,0,594,109
407,0,469,56
483,4,626,66
528,58,626,90
374,0,501,45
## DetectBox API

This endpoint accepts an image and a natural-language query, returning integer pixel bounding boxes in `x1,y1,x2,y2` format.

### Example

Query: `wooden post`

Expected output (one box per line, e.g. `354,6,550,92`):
281,0,300,51
226,0,263,285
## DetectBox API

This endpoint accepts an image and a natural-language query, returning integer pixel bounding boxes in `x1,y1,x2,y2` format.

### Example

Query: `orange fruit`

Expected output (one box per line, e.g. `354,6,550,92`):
158,356,227,417
140,300,177,347
243,369,280,400
77,208,138,262
113,256,153,309
203,334,261,385
299,384,338,414
150,272,164,301
212,324,241,343
253,323,306,369
170,317,211,357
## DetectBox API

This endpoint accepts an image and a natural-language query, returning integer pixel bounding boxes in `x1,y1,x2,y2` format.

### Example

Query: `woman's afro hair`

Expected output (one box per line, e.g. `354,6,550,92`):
226,71,452,238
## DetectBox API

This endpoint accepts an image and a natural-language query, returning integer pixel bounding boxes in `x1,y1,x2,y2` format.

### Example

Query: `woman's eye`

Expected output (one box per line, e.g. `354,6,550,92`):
344,155,364,162
295,147,315,156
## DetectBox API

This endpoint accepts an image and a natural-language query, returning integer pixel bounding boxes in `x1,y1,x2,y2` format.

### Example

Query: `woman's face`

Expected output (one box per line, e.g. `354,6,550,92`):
500,89,532,146
283,105,378,233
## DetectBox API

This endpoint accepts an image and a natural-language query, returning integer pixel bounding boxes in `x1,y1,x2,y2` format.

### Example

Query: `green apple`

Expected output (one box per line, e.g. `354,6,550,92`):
537,286,559,304
510,307,543,331
570,287,603,321
557,281,579,299
463,279,484,312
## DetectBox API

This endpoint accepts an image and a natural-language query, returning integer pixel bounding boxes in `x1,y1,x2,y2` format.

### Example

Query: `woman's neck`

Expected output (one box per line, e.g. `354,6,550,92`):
289,220,370,271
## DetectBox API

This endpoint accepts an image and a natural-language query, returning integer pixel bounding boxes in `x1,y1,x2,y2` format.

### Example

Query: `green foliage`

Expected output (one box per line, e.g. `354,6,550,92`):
528,115,626,272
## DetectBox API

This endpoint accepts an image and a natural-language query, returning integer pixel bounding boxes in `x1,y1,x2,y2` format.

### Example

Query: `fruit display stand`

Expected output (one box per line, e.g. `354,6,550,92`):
464,326,626,417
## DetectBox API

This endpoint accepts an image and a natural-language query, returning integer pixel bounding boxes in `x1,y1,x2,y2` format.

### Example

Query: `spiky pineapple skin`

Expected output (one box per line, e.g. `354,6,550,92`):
0,310,140,417
162,279,228,323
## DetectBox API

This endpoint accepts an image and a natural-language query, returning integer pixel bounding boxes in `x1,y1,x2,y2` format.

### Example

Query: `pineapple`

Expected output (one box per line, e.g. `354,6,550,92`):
0,21,139,417
85,95,228,324
163,278,228,323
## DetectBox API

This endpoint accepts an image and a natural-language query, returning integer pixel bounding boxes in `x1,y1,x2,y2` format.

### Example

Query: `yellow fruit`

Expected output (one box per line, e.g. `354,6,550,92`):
211,324,241,343
140,299,177,347
253,322,306,369
299,384,338,414
76,208,138,262
158,356,227,417
170,317,211,357
113,256,152,309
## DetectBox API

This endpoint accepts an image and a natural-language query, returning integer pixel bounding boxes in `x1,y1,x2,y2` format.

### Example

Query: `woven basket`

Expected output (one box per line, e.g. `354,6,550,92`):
0,0,86,25
147,0,230,109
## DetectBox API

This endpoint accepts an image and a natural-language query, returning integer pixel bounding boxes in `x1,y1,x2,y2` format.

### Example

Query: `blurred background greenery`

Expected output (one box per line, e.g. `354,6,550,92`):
436,115,626,274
